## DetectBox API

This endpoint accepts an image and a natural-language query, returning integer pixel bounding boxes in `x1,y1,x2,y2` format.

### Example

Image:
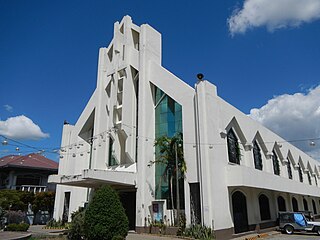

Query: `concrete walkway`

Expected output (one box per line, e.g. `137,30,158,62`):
127,233,183,240
0,231,31,240
0,225,281,240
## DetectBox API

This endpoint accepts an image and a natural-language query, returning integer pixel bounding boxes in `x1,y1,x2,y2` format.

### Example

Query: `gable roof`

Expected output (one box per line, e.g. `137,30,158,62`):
0,153,58,171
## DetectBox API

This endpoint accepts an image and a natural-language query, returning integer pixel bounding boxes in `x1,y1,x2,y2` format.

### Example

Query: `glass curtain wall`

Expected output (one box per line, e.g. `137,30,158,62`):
154,87,183,209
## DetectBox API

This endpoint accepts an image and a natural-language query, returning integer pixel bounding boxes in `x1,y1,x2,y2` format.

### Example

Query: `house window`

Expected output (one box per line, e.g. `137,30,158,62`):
272,150,280,175
253,141,262,170
298,163,303,183
227,129,240,164
16,175,41,186
315,175,318,186
259,194,271,220
287,160,292,180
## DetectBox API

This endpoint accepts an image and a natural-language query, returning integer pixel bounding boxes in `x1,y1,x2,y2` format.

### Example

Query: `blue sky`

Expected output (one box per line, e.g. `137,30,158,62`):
0,0,320,161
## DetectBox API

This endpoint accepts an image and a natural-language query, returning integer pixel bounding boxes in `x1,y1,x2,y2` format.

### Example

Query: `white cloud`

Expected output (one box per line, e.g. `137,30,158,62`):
249,86,320,160
0,115,49,140
3,104,13,112
228,0,320,35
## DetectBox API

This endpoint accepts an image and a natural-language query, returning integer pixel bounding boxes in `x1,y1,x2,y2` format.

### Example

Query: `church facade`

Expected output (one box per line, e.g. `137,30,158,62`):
49,16,320,239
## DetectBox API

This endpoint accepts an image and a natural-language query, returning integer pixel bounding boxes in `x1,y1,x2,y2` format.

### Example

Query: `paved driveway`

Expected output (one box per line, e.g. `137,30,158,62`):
127,233,182,240
265,232,320,239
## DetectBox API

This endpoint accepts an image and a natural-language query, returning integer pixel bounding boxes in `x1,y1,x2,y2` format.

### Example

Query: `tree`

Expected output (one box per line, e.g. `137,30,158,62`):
32,191,55,214
151,132,186,225
84,185,128,240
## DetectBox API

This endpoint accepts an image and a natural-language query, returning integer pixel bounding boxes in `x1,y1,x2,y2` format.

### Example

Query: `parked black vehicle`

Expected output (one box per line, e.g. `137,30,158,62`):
279,211,320,235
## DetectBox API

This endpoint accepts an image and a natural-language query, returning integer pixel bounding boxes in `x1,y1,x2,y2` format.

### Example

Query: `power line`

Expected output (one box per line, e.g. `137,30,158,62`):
1,127,319,157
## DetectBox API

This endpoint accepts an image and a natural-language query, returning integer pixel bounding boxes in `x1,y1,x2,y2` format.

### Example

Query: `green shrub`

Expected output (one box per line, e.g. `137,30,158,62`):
184,224,214,240
84,185,129,240
5,210,26,224
67,208,86,240
46,218,65,228
6,222,29,231
177,214,186,236
0,190,34,211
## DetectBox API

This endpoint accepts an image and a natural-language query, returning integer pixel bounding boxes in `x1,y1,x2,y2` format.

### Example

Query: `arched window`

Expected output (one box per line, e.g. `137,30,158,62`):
312,200,317,214
227,129,240,164
298,163,303,183
259,194,271,220
253,141,262,170
232,191,249,233
277,196,286,211
303,198,308,211
292,197,298,211
287,160,293,180
272,150,280,175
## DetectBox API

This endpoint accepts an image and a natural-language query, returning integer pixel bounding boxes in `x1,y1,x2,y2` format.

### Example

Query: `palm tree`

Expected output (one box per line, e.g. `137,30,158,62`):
150,132,186,225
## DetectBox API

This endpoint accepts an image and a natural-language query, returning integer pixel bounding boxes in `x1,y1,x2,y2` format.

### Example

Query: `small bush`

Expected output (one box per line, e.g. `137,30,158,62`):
184,224,214,240
67,207,86,240
177,214,186,236
6,222,29,231
84,185,129,240
5,210,26,224
0,207,5,229
46,218,65,228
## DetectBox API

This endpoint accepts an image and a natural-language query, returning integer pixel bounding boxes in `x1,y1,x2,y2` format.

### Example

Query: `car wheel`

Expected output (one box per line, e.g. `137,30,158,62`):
284,225,294,235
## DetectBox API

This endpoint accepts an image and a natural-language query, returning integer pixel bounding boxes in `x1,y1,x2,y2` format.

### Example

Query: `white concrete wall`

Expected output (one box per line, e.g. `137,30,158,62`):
52,16,320,235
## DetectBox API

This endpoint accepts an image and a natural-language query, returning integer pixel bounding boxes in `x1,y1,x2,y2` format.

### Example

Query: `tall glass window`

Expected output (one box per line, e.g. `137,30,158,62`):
108,137,117,166
227,129,240,164
308,172,312,185
154,87,183,209
253,141,263,170
298,163,303,183
272,150,280,175
287,159,293,180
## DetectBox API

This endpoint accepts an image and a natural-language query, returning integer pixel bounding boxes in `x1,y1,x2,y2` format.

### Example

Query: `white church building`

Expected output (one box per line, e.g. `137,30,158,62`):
49,16,320,239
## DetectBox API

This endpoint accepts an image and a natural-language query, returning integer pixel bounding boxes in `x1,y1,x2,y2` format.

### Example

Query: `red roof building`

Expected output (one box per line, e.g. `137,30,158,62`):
0,153,58,192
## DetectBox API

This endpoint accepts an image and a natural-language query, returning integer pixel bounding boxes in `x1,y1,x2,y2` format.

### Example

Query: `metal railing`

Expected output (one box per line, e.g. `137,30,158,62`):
12,185,48,193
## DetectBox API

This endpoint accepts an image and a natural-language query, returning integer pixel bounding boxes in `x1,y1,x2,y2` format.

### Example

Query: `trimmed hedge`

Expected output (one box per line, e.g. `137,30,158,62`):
67,208,86,240
84,185,129,240
6,223,29,231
